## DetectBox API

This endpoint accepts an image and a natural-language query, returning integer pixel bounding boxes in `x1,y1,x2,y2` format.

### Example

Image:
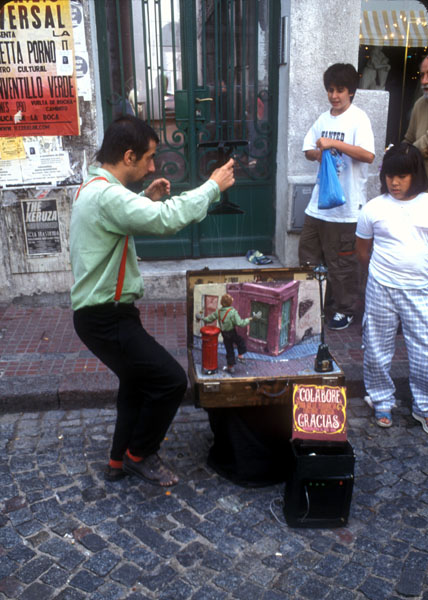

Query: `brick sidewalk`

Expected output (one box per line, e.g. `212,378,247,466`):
0,300,410,412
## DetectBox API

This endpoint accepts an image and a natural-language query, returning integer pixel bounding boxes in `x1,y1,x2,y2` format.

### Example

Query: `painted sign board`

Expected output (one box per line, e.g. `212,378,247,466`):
292,384,347,441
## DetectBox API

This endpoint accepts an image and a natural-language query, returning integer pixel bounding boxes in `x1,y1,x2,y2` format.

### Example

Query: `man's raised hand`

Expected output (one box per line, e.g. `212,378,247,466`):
145,178,171,201
210,158,235,192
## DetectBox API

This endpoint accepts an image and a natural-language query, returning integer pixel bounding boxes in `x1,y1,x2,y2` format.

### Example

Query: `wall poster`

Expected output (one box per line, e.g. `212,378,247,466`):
0,0,80,137
21,198,62,255
0,135,72,187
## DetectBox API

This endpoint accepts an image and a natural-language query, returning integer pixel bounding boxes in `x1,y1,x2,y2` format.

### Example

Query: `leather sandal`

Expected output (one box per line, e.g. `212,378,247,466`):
375,412,392,428
123,453,179,486
365,397,392,428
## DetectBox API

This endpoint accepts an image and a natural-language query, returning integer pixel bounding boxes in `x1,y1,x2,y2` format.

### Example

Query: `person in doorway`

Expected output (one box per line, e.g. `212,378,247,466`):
403,55,428,178
299,63,375,330
197,294,260,373
356,143,428,433
70,115,235,485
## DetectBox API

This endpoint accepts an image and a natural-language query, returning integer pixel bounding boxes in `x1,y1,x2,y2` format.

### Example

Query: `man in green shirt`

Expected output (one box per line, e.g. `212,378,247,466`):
70,115,234,485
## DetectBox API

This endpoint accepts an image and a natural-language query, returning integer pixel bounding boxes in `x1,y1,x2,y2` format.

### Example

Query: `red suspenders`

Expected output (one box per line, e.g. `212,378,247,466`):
75,177,129,304
114,235,128,303
219,308,232,329
220,308,232,322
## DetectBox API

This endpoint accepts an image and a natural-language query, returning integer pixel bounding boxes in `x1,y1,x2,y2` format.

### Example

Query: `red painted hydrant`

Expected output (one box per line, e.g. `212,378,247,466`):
200,325,221,374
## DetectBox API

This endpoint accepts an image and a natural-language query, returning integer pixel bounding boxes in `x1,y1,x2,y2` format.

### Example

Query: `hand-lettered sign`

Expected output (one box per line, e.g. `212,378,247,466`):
292,384,347,441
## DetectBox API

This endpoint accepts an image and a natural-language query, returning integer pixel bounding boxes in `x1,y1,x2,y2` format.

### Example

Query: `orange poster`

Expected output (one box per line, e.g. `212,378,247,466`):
0,0,80,137
292,384,348,441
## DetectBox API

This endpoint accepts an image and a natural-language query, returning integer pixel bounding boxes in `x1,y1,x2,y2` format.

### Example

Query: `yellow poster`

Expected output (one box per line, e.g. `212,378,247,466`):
0,136,26,160
0,0,80,137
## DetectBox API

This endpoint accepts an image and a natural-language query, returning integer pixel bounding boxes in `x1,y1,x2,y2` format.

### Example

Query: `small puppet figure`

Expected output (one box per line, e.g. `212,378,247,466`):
197,293,261,373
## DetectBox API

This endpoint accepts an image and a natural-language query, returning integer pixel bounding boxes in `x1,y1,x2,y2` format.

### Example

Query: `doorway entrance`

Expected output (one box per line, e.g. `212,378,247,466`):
95,0,280,259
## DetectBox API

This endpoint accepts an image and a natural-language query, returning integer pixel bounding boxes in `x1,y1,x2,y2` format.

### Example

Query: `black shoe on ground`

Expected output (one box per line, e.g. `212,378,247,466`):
327,312,354,330
104,464,128,482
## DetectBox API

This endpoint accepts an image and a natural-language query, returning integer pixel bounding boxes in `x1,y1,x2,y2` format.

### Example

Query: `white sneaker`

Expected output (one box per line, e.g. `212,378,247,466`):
412,412,428,434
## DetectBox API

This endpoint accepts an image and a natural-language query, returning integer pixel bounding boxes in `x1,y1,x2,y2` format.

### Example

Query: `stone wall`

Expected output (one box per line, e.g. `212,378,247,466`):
0,0,100,304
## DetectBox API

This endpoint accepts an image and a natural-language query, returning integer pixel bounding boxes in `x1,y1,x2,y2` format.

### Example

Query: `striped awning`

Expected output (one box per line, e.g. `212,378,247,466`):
360,9,428,47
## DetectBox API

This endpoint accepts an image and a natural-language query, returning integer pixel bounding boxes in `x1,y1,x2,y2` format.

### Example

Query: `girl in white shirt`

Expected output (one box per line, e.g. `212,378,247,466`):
356,143,428,433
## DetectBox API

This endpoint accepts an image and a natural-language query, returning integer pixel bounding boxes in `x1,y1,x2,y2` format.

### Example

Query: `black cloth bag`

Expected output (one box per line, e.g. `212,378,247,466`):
206,406,293,487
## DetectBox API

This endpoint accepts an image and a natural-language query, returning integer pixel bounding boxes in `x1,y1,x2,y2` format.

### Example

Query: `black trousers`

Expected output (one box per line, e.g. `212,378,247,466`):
222,328,246,366
73,303,187,461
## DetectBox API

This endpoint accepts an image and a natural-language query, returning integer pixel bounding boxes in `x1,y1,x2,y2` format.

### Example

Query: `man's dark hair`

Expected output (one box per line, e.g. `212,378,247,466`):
380,142,428,196
323,63,359,98
96,116,159,164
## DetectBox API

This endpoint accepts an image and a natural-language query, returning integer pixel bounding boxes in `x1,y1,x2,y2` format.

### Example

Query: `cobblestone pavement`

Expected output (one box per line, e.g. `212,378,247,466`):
1,398,427,600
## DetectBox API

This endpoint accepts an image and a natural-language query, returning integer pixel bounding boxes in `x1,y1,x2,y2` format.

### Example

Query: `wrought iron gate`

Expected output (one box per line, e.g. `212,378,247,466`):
95,0,279,259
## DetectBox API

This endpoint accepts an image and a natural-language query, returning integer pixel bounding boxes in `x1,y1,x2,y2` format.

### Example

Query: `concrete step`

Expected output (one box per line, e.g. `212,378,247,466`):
139,254,284,301
10,254,284,308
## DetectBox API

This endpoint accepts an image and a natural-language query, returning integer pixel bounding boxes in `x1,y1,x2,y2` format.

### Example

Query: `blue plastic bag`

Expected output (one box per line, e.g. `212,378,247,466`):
317,150,346,210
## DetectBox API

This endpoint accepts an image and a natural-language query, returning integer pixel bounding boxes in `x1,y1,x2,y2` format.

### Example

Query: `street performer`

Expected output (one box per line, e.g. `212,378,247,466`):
70,115,235,485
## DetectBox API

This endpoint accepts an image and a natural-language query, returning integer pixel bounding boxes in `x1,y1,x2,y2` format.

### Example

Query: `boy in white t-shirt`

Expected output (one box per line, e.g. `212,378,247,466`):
299,63,375,330
356,143,428,434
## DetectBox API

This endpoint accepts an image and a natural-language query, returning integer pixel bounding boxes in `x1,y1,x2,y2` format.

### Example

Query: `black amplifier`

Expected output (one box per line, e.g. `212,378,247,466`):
283,439,355,528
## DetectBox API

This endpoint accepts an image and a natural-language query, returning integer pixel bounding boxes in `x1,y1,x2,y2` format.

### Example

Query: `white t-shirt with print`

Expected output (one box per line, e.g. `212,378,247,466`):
302,103,375,223
356,192,428,289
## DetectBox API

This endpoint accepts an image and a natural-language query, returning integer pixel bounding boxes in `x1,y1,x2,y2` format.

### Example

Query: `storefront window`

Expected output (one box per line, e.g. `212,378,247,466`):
359,0,428,144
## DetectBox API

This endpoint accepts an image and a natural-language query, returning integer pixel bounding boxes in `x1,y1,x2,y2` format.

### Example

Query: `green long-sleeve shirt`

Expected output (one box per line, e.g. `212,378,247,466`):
70,165,220,310
203,306,251,332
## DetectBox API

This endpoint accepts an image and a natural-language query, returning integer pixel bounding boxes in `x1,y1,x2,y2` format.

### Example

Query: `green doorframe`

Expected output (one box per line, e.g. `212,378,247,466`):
94,0,280,260
178,0,200,257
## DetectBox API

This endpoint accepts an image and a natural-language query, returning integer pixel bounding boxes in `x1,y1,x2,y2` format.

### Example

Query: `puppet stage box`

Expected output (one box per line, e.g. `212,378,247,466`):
186,267,345,421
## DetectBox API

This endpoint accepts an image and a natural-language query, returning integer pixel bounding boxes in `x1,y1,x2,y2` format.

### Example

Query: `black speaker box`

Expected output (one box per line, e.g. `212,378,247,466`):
283,439,355,528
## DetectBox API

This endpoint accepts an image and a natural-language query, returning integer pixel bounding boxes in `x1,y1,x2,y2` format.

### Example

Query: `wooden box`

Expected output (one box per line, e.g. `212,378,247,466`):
186,267,345,416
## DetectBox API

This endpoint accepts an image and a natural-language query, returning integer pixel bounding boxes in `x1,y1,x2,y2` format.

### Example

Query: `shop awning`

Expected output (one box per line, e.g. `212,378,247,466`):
360,9,428,47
